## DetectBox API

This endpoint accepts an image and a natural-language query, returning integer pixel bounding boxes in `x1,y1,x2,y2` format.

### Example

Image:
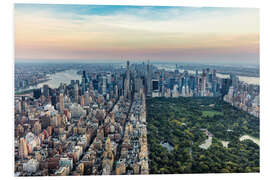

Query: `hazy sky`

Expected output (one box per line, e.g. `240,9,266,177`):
14,4,259,64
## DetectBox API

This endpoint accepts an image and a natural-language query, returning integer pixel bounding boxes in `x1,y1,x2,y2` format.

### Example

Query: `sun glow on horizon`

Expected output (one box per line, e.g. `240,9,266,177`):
14,4,259,64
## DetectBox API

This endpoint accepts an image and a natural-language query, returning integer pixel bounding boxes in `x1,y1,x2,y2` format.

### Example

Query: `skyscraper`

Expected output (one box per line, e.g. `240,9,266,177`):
33,88,41,99
80,95,85,107
51,95,57,109
83,70,87,80
102,76,107,95
59,93,64,113
213,69,217,80
201,72,207,96
74,84,79,103
81,71,87,94
19,137,28,159
107,72,112,85
92,79,99,91
33,121,41,136
43,85,49,99
115,85,119,98
135,77,143,93
152,79,159,97
124,61,131,99
147,60,151,97
152,80,159,91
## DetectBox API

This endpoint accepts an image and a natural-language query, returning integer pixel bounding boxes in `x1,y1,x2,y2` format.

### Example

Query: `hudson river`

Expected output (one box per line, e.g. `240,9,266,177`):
156,66,259,85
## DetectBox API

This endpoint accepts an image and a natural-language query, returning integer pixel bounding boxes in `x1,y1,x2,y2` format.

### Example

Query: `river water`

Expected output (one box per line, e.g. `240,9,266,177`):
16,69,81,92
156,66,259,85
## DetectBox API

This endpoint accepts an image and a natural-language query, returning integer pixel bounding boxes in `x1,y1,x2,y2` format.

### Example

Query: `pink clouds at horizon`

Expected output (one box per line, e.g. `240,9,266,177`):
14,5,259,64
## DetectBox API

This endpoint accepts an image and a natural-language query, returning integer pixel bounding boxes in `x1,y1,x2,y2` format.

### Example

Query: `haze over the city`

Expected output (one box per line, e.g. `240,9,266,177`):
15,4,259,65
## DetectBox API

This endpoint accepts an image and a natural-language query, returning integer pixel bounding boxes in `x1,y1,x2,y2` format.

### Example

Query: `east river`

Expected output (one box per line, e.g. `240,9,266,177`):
16,69,81,93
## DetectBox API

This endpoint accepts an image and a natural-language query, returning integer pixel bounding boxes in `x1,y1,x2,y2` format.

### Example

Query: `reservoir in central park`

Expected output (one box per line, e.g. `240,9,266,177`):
239,135,260,146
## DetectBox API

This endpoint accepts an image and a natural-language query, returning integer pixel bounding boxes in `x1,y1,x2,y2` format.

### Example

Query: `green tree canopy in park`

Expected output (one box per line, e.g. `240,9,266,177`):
146,97,259,174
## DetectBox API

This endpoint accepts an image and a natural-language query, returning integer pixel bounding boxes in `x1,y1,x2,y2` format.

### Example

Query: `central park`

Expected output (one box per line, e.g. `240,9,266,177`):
146,97,259,174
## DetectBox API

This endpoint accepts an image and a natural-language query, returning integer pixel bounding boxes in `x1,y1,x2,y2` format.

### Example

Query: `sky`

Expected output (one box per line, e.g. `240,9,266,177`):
14,4,259,65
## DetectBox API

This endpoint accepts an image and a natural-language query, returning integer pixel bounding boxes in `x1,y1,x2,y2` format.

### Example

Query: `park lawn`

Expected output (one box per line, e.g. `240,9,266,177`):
202,110,223,118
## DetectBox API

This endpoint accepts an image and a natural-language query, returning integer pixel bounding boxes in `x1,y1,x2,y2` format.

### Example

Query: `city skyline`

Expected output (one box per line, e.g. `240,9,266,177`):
14,61,260,176
15,4,259,65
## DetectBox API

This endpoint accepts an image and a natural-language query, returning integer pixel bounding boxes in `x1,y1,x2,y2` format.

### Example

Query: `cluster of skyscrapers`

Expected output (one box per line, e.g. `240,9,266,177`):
14,61,149,176
14,61,259,176
224,74,259,117
143,63,259,117
146,67,231,98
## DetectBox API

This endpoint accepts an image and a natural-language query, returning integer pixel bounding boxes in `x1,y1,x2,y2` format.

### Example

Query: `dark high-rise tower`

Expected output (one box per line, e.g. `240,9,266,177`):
51,95,57,109
74,84,79,103
82,70,87,94
83,70,86,79
43,84,49,99
33,88,41,99
127,60,130,71
124,60,131,99
147,60,151,96
152,80,159,91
